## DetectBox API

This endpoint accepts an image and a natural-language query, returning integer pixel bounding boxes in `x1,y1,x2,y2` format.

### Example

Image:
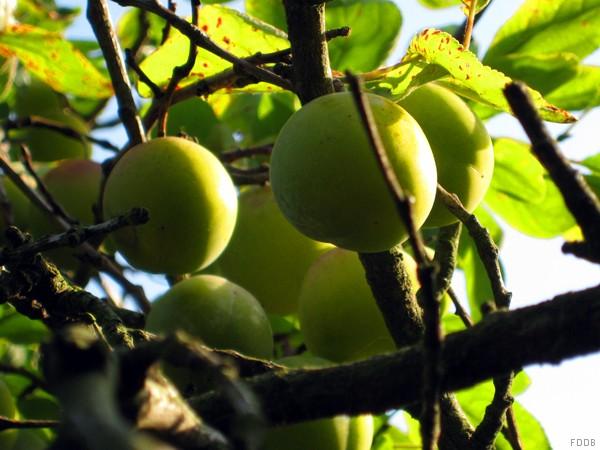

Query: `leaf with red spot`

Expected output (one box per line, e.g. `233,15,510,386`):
137,5,289,98
0,24,113,99
364,28,575,123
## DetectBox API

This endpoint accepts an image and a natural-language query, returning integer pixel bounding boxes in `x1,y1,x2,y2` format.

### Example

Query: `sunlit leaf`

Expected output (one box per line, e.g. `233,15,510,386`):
326,0,402,72
0,24,113,98
15,0,79,32
485,139,576,238
418,0,461,8
485,0,600,64
546,65,600,111
364,29,575,123
137,5,289,98
580,153,600,174
490,137,546,203
245,0,286,30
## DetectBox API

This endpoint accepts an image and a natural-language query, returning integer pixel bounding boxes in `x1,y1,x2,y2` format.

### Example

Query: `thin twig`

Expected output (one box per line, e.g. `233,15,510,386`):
157,0,200,137
19,145,78,225
346,71,441,450
220,145,273,163
0,417,59,430
503,406,524,450
0,208,149,265
88,0,146,147
5,117,120,152
437,185,512,309
447,287,474,328
125,48,162,98
462,0,478,50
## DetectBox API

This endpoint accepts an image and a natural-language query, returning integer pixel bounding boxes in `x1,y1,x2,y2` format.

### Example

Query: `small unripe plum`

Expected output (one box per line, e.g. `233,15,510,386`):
14,80,91,161
103,137,238,275
270,92,437,253
398,84,494,227
262,354,373,450
29,159,102,270
146,275,273,359
298,247,418,362
217,186,333,315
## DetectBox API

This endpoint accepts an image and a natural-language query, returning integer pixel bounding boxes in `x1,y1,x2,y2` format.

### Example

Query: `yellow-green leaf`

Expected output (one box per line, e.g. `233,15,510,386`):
137,5,289,98
0,24,112,99
365,28,575,123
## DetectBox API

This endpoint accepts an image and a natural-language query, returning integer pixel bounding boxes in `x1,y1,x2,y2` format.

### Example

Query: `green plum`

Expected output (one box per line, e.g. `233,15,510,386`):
217,186,333,315
103,137,238,275
28,159,102,271
398,84,494,227
14,80,91,162
270,92,437,253
298,247,418,362
146,275,273,359
262,354,372,450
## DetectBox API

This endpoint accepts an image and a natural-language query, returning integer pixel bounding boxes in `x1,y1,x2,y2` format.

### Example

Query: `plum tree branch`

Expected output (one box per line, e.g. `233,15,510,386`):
346,71,442,450
437,185,511,309
0,417,59,430
87,0,146,147
283,0,334,103
504,82,600,263
191,283,600,429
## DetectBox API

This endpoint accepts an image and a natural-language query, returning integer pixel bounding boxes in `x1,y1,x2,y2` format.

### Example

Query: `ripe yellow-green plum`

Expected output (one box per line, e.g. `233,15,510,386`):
216,186,333,315
270,92,437,253
0,379,17,449
0,176,31,243
162,97,234,153
28,159,102,270
14,80,91,162
298,247,418,362
146,275,273,359
103,137,238,275
398,84,494,228
262,354,373,450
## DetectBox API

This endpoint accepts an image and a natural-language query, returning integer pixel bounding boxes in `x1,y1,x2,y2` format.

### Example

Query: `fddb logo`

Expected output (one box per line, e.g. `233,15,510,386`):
571,438,596,447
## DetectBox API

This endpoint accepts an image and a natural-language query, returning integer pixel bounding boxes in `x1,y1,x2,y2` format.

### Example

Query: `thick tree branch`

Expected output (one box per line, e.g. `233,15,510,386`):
283,0,334,103
191,284,600,429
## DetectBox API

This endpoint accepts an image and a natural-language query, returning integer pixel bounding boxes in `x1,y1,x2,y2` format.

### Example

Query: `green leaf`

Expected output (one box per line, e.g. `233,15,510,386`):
0,306,49,345
364,29,575,123
418,0,461,8
457,381,551,449
117,8,167,51
545,65,600,111
460,0,491,15
326,0,402,72
245,0,287,30
457,206,503,321
485,0,600,65
485,139,576,238
0,24,113,99
490,137,546,203
210,91,298,146
137,5,289,98
15,0,79,32
580,153,600,174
